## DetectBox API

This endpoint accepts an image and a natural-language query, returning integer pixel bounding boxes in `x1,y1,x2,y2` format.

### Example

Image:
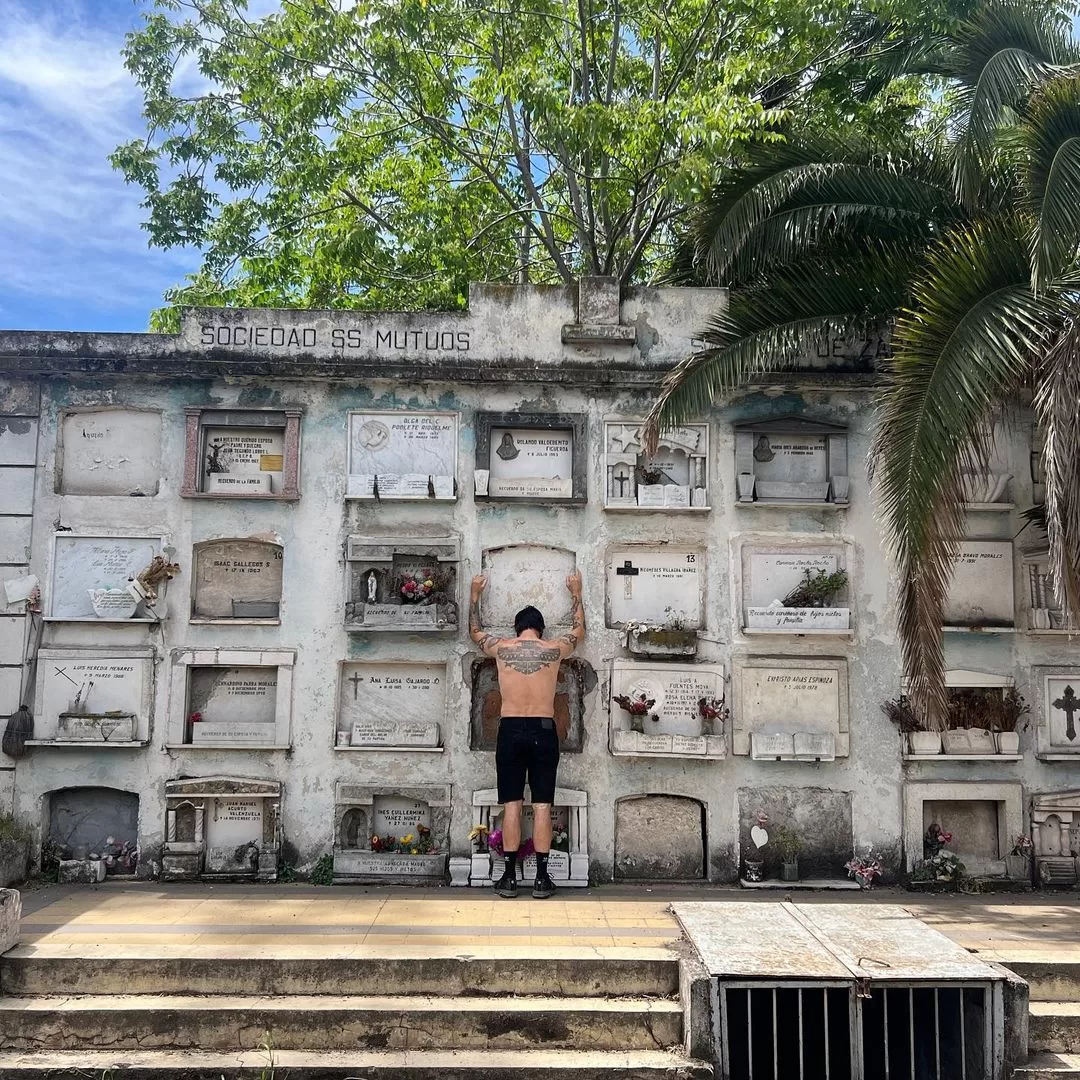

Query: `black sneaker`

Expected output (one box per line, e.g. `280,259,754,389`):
494,871,518,898
532,874,556,899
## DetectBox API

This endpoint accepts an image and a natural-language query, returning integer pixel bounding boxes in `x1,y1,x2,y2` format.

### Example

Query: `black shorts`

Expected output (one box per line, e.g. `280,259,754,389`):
496,716,560,804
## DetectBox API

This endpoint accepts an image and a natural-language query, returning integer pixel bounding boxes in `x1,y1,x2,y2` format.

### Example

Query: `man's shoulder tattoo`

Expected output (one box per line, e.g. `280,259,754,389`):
497,640,562,674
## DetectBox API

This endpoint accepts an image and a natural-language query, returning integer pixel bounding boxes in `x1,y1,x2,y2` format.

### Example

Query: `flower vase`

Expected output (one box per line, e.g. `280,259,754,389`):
630,715,645,734
997,732,1020,754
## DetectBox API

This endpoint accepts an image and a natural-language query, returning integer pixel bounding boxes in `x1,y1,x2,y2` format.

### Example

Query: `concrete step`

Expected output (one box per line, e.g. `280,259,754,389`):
1029,1003,1080,1054
1015,1052,1080,1078
0,1048,713,1079
0,993,685,1052
0,946,679,998
1009,962,1080,1003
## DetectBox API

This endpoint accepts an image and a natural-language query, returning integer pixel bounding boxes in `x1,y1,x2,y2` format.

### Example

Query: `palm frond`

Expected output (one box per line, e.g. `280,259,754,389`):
871,217,1062,725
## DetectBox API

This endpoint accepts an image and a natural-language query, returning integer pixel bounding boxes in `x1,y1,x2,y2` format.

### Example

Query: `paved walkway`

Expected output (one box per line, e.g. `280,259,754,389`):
13,881,1080,962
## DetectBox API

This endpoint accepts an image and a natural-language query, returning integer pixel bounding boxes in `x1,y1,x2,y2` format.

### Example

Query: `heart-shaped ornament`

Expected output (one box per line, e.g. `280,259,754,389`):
750,825,769,849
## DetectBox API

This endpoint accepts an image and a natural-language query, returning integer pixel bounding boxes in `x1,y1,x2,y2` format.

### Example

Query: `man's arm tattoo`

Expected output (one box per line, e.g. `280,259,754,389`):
470,597,499,651
560,594,585,645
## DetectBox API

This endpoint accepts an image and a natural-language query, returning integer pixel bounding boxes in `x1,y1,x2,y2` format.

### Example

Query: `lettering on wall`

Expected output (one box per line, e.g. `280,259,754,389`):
200,324,471,353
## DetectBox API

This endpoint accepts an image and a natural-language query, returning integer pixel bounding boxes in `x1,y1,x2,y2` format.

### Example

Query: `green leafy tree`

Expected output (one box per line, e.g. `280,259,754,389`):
647,0,1080,727
114,0,958,326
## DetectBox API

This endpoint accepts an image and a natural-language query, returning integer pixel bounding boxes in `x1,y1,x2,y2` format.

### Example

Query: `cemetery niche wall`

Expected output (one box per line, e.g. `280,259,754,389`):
167,648,294,749
468,787,588,887
46,787,140,881
182,407,301,499
734,416,849,506
602,421,709,509
605,545,704,658
739,543,852,635
333,783,449,883
56,407,161,496
46,533,172,622
614,794,705,881
344,536,459,632
162,776,281,881
346,410,457,500
336,661,445,750
32,648,153,747
608,659,726,759
943,541,1015,630
732,657,849,761
480,544,577,633
191,538,283,622
473,412,586,503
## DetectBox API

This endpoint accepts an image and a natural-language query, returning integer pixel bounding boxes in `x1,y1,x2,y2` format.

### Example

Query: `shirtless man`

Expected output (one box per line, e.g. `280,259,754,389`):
469,570,585,898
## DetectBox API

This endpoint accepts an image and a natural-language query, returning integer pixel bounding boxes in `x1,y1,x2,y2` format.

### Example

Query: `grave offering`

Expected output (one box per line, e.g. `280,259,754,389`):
203,426,283,494
347,411,457,500
733,658,849,759
344,536,459,631
337,662,445,748
608,660,726,759
605,548,704,632
480,544,576,630
333,783,450,883
188,667,279,746
603,422,708,508
743,548,850,632
36,649,152,744
49,535,163,620
163,777,281,881
59,409,162,496
734,417,849,505
943,541,1014,628
192,539,283,620
474,413,584,500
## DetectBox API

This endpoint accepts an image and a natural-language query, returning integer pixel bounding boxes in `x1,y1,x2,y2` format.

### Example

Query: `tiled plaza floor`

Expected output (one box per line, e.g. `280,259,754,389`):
12,881,1080,962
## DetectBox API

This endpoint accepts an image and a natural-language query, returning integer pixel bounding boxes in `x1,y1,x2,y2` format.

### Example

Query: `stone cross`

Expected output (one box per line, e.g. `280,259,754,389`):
1054,684,1080,741
616,559,638,600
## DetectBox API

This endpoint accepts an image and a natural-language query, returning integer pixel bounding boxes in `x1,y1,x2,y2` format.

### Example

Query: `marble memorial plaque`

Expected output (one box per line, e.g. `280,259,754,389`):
373,796,431,837
348,412,457,499
751,435,827,485
40,654,148,730
193,540,283,619
793,732,836,759
204,799,264,848
606,549,703,629
747,552,839,607
188,667,278,744
56,713,135,742
339,662,445,746
481,545,576,629
752,732,796,758
1046,676,1080,749
944,541,1014,626
60,410,161,496
50,536,160,619
348,852,444,876
203,427,284,494
487,428,573,498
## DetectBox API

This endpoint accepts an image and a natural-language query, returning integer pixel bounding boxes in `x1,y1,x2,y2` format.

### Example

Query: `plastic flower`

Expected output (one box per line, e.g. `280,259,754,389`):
487,828,503,855
400,833,415,846
188,711,202,723
371,835,382,851
418,823,431,836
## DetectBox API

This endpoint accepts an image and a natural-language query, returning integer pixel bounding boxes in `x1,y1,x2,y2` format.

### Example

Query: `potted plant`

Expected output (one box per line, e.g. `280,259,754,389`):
993,688,1029,754
943,687,1021,755
845,852,883,889
882,696,940,755
624,615,698,658
770,824,802,882
1005,835,1033,881
747,567,851,631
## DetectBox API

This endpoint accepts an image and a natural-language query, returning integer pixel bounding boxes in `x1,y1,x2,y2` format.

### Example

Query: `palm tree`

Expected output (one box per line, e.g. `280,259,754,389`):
645,0,1080,727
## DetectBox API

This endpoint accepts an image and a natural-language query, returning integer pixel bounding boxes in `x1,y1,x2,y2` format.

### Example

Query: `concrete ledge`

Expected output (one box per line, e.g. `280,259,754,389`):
0,890,19,956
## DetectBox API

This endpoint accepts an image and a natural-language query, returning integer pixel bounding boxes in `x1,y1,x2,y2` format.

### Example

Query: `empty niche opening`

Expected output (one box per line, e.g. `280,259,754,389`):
469,657,590,752
614,794,705,881
923,799,1001,867
186,666,279,746
339,807,368,849
192,539,283,621
47,787,139,875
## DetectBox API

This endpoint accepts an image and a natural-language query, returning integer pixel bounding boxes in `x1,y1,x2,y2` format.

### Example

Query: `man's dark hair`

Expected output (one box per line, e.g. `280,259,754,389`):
514,605,545,637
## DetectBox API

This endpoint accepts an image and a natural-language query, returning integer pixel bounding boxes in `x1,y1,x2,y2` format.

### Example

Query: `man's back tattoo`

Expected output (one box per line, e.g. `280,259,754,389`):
497,639,562,674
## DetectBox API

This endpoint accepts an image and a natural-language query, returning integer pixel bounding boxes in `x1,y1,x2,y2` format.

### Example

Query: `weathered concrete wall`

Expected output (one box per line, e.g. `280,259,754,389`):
0,279,1068,882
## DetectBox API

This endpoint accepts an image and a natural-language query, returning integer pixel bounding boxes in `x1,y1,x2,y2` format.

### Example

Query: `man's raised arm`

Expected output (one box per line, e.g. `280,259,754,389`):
469,575,501,656
558,571,585,656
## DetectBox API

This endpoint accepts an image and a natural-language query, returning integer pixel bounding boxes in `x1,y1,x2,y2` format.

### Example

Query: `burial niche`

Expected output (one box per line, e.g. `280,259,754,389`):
47,534,170,621
337,662,446,749
473,412,586,502
345,536,459,631
734,416,849,506
58,408,161,496
346,410,457,500
943,541,1015,629
1023,549,1064,631
1038,671,1080,757
186,666,279,746
603,421,709,509
1033,791,1080,885
192,539,283,621
333,784,450,883
608,660,726,759
47,787,139,875
615,795,705,881
480,544,577,632
741,544,851,634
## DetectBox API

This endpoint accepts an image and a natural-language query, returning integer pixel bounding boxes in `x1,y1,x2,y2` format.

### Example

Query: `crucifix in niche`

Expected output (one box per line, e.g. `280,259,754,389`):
349,671,364,701
616,559,639,601
1054,684,1079,741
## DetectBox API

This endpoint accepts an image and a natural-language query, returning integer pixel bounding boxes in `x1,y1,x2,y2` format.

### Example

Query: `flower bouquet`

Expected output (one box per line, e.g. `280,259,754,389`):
698,696,730,735
844,853,883,889
613,691,657,733
400,571,436,603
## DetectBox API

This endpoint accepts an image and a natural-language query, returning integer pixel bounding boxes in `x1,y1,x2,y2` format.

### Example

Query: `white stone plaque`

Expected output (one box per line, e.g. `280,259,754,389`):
191,721,278,745
205,799,263,848
671,734,708,755
205,474,272,494
752,732,796,758
752,435,827,484
193,540,283,619
637,733,674,753
60,410,161,496
189,667,278,728
339,662,445,746
746,607,850,630
1046,676,1080,749
50,536,160,619
373,796,432,837
203,427,283,494
481,545,576,629
40,653,148,733
347,852,444,876
747,552,839,607
487,428,573,498
606,549,703,629
56,713,136,742
793,732,836,759
348,412,457,500
944,541,1014,626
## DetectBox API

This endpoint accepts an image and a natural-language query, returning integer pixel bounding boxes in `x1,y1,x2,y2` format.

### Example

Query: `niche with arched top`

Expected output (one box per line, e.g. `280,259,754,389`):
191,538,283,621
614,794,705,881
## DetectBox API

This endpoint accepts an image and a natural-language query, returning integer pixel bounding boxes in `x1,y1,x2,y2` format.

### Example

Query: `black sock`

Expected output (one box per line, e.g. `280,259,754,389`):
503,850,518,878
535,851,549,879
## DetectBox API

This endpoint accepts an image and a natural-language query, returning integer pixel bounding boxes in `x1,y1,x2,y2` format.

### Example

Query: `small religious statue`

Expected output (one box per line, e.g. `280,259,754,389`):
366,571,378,603
495,432,520,460
205,440,226,475
753,435,775,462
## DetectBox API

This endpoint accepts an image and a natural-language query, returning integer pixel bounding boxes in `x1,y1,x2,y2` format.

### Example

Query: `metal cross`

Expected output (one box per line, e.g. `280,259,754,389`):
350,671,363,700
1054,684,1080,741
616,560,638,600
